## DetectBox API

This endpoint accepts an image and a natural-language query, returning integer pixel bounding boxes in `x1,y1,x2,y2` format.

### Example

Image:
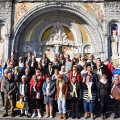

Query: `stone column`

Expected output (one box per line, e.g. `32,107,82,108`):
4,34,10,61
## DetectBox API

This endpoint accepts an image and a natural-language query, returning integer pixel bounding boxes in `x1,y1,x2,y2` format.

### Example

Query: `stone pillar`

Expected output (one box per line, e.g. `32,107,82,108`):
4,34,10,61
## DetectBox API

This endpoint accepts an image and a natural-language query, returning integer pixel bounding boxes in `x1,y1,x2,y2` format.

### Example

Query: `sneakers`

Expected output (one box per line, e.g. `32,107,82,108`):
50,115,53,119
44,114,49,118
38,113,42,118
31,113,36,118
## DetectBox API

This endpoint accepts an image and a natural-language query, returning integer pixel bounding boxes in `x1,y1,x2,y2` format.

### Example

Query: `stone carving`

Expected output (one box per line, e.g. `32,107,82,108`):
49,22,69,44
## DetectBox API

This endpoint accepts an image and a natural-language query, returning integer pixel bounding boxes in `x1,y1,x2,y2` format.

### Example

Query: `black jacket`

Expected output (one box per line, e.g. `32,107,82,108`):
17,82,29,102
68,82,82,99
45,67,54,75
93,64,106,75
97,81,111,98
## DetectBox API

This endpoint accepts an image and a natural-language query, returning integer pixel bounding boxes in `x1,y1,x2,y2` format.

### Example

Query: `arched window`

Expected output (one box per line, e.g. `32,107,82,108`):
84,45,92,59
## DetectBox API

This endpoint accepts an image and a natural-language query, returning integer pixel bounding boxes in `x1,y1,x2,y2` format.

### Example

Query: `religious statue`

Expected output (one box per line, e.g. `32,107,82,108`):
111,30,118,56
49,22,69,43
54,44,60,54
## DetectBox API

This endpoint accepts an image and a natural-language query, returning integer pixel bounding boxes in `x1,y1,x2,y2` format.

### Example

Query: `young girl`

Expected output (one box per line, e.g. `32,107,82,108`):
42,74,56,118
55,75,68,120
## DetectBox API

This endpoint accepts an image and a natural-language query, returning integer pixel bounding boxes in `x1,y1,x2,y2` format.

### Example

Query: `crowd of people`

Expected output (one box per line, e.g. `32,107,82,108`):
0,51,120,120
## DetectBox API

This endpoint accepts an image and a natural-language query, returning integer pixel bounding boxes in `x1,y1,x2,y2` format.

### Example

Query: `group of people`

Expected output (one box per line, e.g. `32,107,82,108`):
0,51,120,120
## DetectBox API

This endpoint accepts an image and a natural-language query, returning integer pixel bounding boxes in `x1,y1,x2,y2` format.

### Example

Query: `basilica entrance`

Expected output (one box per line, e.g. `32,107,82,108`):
11,3,105,60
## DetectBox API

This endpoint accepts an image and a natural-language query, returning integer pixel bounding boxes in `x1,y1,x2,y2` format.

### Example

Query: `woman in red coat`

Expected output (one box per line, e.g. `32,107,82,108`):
30,68,46,118
68,65,82,84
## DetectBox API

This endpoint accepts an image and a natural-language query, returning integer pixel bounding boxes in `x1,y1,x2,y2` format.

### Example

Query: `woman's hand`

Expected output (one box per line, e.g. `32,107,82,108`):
70,92,73,96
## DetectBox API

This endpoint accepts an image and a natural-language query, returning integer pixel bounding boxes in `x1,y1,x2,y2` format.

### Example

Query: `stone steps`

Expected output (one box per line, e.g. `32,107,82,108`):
0,96,114,119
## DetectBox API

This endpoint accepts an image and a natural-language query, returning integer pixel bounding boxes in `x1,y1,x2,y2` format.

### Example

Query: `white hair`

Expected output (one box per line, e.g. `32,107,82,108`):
21,75,27,79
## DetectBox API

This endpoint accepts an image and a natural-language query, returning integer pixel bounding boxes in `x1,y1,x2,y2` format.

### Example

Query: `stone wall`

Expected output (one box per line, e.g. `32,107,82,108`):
0,1,12,63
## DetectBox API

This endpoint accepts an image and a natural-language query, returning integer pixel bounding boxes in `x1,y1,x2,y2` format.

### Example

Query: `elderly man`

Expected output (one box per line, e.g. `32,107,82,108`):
0,69,9,110
24,51,32,64
3,72,16,117
18,56,24,72
65,54,73,74
87,54,96,71
76,53,82,64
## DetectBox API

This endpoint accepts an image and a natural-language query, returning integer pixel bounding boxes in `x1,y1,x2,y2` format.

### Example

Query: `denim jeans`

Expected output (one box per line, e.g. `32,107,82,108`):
83,101,95,113
57,97,66,114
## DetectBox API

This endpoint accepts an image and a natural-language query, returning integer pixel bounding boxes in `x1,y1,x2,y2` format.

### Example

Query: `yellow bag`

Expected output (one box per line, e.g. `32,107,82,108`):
16,101,25,109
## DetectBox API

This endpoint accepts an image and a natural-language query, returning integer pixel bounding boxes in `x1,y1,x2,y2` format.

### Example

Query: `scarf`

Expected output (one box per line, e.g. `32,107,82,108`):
100,79,108,84
59,82,63,100
71,82,77,98
86,82,92,99
49,67,52,75
46,82,50,94
31,62,34,67
19,83,26,95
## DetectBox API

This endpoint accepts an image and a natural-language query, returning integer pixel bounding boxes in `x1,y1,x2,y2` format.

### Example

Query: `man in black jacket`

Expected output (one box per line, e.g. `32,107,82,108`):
93,58,106,81
45,62,54,76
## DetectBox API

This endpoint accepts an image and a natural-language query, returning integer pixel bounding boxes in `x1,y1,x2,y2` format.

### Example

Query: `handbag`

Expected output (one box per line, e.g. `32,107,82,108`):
115,93,120,101
16,101,25,109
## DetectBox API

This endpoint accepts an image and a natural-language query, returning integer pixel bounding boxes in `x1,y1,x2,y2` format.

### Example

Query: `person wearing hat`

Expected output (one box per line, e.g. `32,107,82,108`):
59,66,68,83
42,74,56,118
45,62,54,76
68,65,82,84
68,76,82,119
55,75,68,120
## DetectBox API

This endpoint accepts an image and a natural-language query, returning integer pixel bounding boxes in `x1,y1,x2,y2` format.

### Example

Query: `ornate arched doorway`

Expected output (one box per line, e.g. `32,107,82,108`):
11,2,104,59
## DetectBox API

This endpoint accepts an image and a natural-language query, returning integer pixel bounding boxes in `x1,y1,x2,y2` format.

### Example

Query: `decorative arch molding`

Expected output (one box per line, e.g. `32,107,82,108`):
11,2,104,56
33,17,82,43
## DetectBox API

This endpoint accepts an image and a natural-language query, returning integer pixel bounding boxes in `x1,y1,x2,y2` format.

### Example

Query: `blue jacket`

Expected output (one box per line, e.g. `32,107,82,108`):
42,80,56,97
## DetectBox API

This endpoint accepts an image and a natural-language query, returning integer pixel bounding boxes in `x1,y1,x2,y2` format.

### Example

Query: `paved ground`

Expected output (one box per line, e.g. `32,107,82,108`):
0,111,119,120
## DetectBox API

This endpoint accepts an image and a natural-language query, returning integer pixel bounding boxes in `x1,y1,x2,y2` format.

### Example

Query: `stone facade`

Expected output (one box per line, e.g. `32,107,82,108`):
0,0,120,65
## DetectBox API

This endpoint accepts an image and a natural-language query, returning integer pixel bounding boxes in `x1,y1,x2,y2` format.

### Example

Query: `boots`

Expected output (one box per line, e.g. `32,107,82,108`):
63,114,66,120
59,113,63,119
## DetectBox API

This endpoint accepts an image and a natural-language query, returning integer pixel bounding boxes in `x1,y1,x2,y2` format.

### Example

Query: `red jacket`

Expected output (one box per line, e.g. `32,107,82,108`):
29,75,46,99
68,71,82,83
105,62,114,76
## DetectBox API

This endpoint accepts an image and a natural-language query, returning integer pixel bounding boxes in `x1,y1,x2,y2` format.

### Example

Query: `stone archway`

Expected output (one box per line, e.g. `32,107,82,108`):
11,2,104,59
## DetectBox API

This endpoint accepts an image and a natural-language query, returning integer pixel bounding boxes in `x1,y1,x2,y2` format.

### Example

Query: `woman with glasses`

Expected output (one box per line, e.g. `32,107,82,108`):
68,65,82,83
